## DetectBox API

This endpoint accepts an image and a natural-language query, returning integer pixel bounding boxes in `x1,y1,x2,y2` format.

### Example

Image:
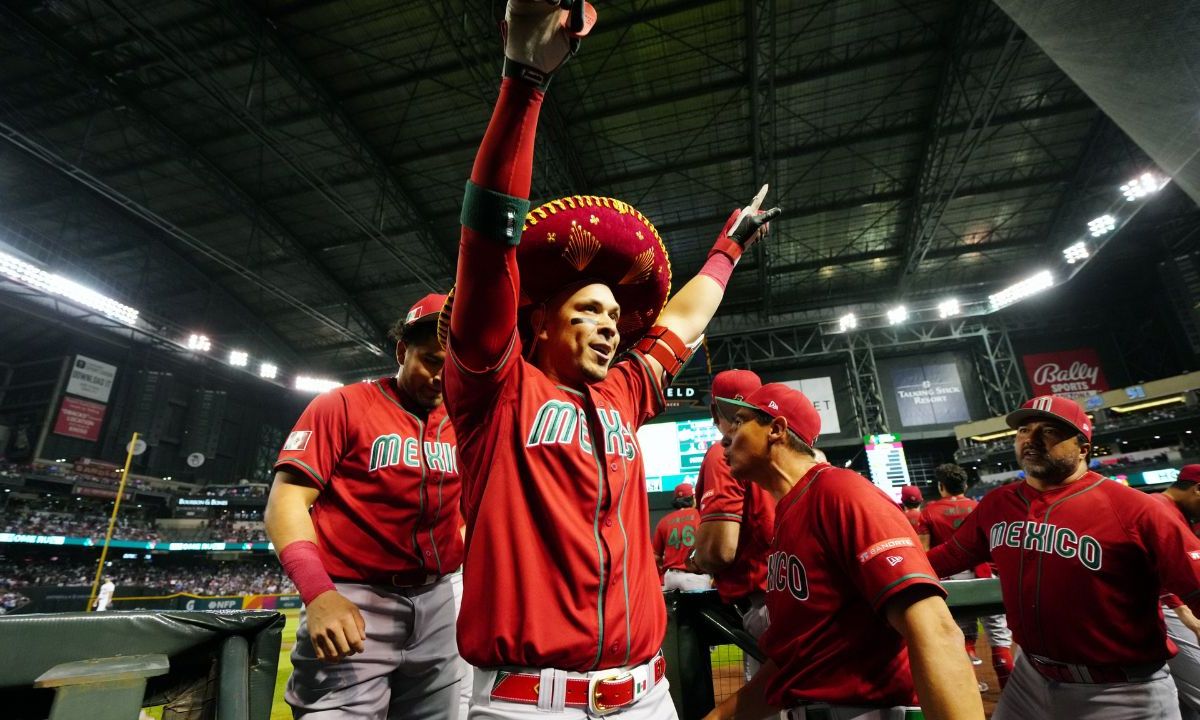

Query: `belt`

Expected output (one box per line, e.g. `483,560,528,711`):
788,705,924,720
490,653,666,716
1027,654,1164,684
335,570,441,588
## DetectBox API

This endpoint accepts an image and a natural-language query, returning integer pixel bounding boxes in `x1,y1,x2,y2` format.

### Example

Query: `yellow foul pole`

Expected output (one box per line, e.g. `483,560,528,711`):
86,431,139,612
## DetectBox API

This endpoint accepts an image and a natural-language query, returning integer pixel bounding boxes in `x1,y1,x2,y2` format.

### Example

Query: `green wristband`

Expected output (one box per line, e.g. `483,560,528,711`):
460,181,531,247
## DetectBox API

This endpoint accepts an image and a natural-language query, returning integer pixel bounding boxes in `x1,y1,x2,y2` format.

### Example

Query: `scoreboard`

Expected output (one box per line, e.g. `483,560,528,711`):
638,418,723,492
864,433,912,502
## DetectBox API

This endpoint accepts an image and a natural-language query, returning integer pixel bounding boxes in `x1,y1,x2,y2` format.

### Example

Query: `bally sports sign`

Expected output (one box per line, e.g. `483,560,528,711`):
1022,348,1109,401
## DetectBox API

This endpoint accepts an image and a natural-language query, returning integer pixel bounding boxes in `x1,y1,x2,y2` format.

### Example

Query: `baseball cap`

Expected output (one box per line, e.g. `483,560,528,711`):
1005,395,1092,441
900,485,923,504
404,293,449,327
711,369,761,403
716,382,821,446
673,482,695,499
1178,465,1200,485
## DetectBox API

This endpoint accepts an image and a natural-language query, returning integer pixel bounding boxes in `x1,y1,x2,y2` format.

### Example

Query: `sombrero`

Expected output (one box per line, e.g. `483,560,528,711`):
439,195,672,352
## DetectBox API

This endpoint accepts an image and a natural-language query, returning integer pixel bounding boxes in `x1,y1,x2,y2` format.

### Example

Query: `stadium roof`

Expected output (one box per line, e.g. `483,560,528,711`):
0,0,1188,376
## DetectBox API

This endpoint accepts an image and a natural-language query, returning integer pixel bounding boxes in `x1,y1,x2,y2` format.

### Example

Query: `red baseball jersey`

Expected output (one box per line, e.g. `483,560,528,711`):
929,472,1200,666
1151,492,1193,609
653,507,700,572
445,346,667,671
761,464,944,708
902,507,926,534
919,496,978,549
274,377,463,582
695,443,775,602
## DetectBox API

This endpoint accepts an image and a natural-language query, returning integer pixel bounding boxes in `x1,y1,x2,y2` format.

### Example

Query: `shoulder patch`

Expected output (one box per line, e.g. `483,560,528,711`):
858,536,915,565
283,430,312,452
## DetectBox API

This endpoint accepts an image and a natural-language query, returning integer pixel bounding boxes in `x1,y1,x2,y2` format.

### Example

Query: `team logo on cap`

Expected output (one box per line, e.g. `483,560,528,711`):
768,400,779,410
1032,396,1055,411
405,307,420,323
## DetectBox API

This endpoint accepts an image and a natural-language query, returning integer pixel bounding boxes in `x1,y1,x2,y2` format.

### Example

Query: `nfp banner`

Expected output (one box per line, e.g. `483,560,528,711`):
892,363,971,427
53,396,107,441
1022,348,1108,401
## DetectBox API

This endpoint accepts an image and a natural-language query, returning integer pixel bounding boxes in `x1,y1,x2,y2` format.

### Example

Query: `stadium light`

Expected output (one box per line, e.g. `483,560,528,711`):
294,376,343,393
258,362,278,380
1087,214,1116,237
0,250,140,325
1120,172,1166,201
1063,241,1089,264
186,334,211,352
989,270,1053,310
886,306,908,325
838,313,857,332
937,299,960,319
228,350,249,367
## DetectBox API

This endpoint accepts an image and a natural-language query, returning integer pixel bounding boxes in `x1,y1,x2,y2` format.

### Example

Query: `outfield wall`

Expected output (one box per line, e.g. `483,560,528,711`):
0,586,300,614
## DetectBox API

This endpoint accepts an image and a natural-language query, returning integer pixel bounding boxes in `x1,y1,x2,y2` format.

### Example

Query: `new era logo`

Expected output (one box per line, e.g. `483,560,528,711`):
283,430,311,452
886,556,904,567
768,400,779,410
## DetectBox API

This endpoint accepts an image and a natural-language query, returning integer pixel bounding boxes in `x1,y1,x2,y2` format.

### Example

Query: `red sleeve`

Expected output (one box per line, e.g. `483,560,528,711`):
697,445,745,524
449,78,543,373
822,475,944,612
601,350,665,428
273,389,350,489
1138,499,1200,615
928,505,989,578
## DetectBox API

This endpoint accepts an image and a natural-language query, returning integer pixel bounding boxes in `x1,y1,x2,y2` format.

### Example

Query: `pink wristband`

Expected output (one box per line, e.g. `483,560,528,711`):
279,540,336,604
697,251,735,290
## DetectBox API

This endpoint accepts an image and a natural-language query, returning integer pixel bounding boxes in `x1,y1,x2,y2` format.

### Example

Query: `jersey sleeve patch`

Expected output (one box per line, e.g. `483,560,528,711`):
282,430,312,452
857,537,916,565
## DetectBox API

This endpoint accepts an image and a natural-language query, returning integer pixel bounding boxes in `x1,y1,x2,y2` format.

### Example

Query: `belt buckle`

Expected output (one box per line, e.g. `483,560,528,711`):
587,668,627,717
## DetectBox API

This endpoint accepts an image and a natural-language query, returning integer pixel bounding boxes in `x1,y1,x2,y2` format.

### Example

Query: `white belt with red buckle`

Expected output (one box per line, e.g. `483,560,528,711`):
490,653,666,715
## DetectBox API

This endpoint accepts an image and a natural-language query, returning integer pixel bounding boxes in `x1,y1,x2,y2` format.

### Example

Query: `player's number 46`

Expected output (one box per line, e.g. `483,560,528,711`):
668,526,695,549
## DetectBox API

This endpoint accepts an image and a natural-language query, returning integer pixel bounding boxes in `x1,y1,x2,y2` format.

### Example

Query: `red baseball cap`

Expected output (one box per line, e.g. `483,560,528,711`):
673,482,695,499
1178,465,1200,485
1005,395,1092,441
901,485,923,504
404,293,449,327
711,369,761,403
716,382,822,446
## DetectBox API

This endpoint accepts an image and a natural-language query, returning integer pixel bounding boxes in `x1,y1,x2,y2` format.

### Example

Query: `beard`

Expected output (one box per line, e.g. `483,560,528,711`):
1020,452,1077,484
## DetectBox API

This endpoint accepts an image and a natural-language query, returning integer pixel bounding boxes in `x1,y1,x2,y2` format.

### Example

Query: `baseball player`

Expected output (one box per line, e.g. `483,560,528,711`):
706,383,983,720
442,2,780,717
690,369,775,680
94,576,115,611
653,483,710,592
928,395,1200,720
919,463,1014,687
265,293,465,719
900,485,924,532
1153,466,1200,719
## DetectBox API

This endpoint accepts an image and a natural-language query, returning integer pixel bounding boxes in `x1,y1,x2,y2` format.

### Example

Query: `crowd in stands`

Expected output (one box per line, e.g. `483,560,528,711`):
0,558,293,597
187,484,268,498
1,496,269,543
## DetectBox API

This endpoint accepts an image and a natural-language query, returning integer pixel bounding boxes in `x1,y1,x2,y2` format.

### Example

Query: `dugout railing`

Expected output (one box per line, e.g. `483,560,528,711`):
663,578,1004,719
0,610,284,720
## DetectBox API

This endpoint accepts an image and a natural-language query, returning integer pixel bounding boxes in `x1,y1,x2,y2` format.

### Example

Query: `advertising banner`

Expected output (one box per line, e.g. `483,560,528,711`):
781,377,841,435
65,355,118,403
892,363,971,427
1022,348,1109,400
52,396,107,441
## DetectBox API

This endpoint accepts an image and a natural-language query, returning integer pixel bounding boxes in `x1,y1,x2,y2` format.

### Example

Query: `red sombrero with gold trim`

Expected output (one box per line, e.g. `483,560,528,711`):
439,195,672,352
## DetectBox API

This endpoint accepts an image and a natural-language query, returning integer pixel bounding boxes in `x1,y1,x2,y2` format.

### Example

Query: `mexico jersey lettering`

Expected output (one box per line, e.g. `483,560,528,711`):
445,341,667,672
274,378,463,582
760,465,943,708
695,443,775,602
928,472,1200,666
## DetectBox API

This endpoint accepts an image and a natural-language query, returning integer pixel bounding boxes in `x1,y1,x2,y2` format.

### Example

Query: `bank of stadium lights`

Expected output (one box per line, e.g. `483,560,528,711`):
1087,215,1116,237
228,350,249,367
1063,241,1090,265
186,334,211,352
258,362,278,380
0,250,140,325
838,313,857,332
989,270,1053,310
1120,172,1166,201
294,375,343,394
937,299,960,319
886,306,908,325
